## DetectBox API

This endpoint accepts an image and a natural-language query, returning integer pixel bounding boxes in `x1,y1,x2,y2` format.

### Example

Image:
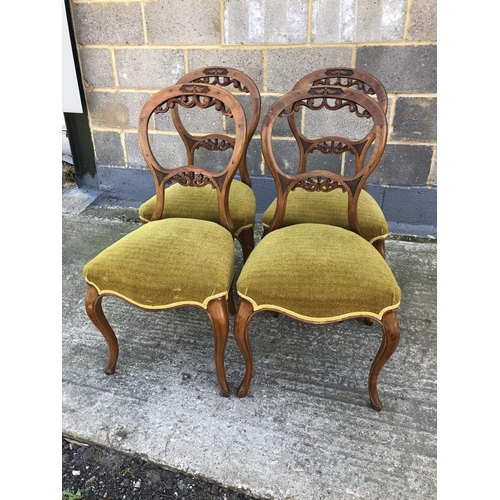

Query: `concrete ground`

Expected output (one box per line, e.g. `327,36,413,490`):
62,188,437,500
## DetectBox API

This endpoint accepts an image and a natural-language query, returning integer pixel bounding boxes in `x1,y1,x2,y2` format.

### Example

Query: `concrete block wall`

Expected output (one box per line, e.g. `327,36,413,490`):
68,0,437,236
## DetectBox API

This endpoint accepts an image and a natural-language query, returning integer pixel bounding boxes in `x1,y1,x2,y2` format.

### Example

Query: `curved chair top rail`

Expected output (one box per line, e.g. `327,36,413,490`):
292,67,388,113
171,67,261,187
261,85,387,234
288,69,387,173
138,83,247,234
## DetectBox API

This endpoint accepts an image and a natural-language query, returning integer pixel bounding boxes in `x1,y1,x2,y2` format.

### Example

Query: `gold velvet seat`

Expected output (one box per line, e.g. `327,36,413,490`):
139,180,255,240
138,67,261,262
84,218,235,309
261,67,389,258
238,224,400,321
234,86,402,411
83,84,248,397
262,188,388,246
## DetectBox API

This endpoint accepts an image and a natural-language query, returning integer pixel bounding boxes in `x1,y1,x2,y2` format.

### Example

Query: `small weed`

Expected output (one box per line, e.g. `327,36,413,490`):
62,161,77,190
62,487,91,500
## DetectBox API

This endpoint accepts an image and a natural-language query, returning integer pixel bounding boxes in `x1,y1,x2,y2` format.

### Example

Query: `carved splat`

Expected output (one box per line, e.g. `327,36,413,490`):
312,140,351,155
293,176,343,193
193,75,249,93
279,90,371,119
293,68,388,114
153,91,234,118
185,67,251,93
308,69,378,96
167,171,214,188
198,137,233,152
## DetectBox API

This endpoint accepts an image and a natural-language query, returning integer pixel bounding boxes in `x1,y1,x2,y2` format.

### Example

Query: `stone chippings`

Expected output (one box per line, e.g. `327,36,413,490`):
62,436,259,500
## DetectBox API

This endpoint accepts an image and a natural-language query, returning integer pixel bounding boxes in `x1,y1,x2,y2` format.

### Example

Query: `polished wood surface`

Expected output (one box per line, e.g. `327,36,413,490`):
206,297,231,397
283,68,389,258
86,84,248,395
169,67,261,261
138,84,247,235
235,85,400,410
369,310,400,411
262,86,387,236
234,298,255,398
173,66,261,188
85,284,118,375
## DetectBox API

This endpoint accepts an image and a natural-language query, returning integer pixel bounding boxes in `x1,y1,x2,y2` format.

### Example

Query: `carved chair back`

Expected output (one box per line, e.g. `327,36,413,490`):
261,86,388,234
138,84,247,236
170,67,261,187
288,68,388,175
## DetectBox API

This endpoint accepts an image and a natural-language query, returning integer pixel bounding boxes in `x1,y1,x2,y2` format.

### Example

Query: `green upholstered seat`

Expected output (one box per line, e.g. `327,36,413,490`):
261,189,388,244
84,218,235,310
139,180,256,238
237,223,400,322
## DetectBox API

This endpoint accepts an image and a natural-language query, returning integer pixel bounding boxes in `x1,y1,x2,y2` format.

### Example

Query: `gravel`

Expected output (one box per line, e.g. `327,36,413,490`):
62,435,261,500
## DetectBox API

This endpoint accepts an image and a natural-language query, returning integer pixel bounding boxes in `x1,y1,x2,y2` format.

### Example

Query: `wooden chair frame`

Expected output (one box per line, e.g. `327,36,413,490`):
85,84,247,396
173,66,261,188
265,85,386,235
166,66,261,261
282,67,389,258
234,86,400,410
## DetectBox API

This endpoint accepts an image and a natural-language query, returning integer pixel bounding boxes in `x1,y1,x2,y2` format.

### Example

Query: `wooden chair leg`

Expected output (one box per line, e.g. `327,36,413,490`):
365,318,374,326
85,284,119,375
234,299,255,397
228,283,236,316
206,297,230,397
368,310,400,411
237,228,255,263
373,239,386,259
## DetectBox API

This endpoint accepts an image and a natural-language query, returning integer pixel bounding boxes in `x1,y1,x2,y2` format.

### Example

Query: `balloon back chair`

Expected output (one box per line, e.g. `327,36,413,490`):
138,67,261,262
261,68,389,258
234,86,401,411
83,84,247,397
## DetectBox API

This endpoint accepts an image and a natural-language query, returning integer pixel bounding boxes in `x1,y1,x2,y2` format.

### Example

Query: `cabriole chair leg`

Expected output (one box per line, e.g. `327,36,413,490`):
234,298,254,398
206,297,231,397
85,284,119,375
368,310,400,411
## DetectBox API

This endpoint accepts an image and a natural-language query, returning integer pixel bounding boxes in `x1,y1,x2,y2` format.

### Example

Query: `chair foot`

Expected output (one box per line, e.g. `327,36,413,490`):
206,298,230,397
85,285,119,375
234,299,255,397
368,310,400,411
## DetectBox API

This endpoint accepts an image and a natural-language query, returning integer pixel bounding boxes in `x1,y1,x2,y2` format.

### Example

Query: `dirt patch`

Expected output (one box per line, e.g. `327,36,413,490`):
63,161,77,190
62,436,260,500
